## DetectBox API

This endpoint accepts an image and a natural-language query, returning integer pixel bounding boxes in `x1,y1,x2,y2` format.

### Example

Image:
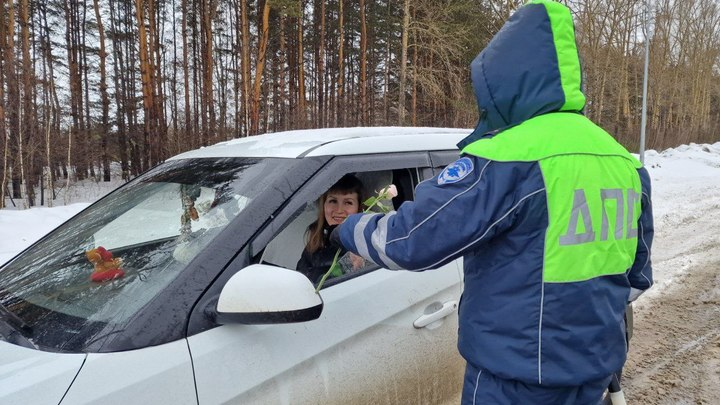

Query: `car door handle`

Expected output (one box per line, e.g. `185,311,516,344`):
413,300,458,329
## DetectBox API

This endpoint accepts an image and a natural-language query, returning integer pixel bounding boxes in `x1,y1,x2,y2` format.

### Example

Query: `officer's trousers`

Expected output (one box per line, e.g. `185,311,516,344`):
461,363,612,405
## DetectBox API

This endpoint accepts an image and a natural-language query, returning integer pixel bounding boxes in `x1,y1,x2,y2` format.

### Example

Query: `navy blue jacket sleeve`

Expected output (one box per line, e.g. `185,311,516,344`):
628,167,654,301
336,157,524,271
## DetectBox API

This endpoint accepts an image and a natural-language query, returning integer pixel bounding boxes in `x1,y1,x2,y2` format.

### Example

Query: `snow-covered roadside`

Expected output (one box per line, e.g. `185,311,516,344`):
623,143,720,404
0,203,90,264
0,164,124,264
638,142,720,304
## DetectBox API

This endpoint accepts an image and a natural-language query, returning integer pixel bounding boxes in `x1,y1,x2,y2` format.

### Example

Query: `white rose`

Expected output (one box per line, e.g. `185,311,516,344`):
382,184,398,198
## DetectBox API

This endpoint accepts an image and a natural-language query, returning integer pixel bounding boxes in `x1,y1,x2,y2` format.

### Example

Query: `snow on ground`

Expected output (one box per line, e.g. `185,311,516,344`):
637,142,720,302
0,166,124,264
0,203,90,264
1,142,720,298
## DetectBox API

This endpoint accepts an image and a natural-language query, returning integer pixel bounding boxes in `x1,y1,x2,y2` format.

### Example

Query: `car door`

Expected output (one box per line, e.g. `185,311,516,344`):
187,153,465,404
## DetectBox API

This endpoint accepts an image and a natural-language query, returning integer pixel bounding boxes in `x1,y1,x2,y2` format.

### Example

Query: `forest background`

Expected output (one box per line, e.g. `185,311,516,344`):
0,0,717,208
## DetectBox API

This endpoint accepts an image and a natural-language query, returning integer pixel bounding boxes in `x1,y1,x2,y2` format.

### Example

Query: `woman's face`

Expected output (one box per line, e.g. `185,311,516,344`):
324,191,360,225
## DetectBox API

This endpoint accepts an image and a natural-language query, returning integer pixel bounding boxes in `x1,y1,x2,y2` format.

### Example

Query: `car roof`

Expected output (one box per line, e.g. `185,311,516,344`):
167,127,471,160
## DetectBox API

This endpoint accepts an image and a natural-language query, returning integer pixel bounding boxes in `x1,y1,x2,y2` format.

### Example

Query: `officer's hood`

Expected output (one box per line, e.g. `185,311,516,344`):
459,0,585,148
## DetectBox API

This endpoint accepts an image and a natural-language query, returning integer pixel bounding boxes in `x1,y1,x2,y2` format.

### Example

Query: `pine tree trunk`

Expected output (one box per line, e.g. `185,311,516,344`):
20,0,34,206
80,2,93,179
251,1,271,135
202,0,216,142
359,0,368,126
39,5,60,207
0,0,7,209
318,0,326,128
398,0,410,125
181,0,192,144
65,0,84,180
151,0,167,158
297,0,307,128
233,0,241,138
134,0,154,168
411,4,417,127
43,98,53,207
382,0,391,125
336,0,344,127
108,0,130,179
6,0,22,199
93,0,111,181
240,0,251,136
279,15,288,131
191,6,201,146
168,0,179,151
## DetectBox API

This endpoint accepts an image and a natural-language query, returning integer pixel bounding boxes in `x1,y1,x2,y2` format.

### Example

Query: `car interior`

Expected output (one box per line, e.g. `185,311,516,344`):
258,168,419,285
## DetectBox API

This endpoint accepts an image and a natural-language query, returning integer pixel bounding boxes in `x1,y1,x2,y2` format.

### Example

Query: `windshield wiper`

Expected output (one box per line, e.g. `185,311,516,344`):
0,302,38,349
0,302,32,332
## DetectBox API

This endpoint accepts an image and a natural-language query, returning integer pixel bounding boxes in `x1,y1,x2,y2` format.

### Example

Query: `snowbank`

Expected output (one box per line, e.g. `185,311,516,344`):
0,203,89,264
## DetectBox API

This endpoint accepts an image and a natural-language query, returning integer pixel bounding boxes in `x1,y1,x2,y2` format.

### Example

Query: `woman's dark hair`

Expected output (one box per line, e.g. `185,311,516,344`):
306,174,364,253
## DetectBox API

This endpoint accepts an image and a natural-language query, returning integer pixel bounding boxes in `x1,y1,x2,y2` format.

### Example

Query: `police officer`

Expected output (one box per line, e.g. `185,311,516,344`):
331,1,654,403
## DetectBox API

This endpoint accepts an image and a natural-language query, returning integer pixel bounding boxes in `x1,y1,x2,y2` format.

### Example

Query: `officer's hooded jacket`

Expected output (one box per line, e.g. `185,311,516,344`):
337,0,654,387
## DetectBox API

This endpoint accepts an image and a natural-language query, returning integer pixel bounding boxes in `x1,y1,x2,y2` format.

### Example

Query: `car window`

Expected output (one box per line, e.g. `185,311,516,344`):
259,203,317,270
430,150,462,169
258,168,421,287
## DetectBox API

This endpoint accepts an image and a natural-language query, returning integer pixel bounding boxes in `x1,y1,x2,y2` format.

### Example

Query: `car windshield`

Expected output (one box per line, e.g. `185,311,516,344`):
0,157,290,351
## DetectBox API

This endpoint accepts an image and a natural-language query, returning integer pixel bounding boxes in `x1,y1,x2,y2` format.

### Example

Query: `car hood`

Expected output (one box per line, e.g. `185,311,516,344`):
0,340,86,404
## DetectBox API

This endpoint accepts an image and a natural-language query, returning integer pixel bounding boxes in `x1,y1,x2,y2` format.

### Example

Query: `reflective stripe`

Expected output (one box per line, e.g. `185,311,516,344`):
600,188,624,241
637,196,653,288
626,189,641,239
558,189,595,246
386,160,492,245
370,212,401,269
353,214,379,261
416,188,545,271
472,370,483,405
538,275,545,384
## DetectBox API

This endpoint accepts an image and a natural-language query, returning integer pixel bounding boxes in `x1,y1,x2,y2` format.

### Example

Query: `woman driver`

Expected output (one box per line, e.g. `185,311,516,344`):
296,174,366,284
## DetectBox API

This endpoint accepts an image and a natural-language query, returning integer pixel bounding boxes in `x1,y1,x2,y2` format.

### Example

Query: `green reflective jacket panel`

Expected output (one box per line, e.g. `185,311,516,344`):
462,112,643,283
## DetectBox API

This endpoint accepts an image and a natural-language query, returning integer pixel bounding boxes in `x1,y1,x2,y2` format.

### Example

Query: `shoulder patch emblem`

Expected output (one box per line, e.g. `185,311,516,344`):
438,157,474,185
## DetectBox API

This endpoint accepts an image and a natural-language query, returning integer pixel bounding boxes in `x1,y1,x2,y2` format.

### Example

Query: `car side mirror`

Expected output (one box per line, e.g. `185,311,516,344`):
216,264,323,324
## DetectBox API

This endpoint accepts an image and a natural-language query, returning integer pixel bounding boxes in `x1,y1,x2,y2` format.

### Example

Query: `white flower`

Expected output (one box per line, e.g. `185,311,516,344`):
380,184,398,199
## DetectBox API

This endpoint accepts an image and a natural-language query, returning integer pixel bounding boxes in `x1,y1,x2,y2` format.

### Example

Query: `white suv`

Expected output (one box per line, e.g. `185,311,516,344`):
0,127,469,404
